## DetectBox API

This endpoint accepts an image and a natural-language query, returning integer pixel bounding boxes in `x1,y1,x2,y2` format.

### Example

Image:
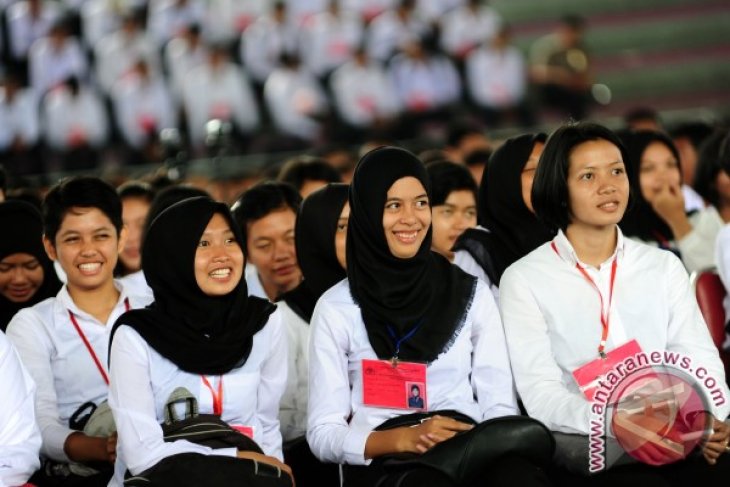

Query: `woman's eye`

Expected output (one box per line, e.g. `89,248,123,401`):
416,200,429,208
24,261,41,270
580,173,593,180
225,238,237,245
466,209,477,218
386,202,400,210
198,240,209,247
337,223,347,232
612,168,625,176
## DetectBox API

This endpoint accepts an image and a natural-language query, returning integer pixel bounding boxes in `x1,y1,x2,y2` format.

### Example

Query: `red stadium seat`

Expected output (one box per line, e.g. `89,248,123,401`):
691,270,730,379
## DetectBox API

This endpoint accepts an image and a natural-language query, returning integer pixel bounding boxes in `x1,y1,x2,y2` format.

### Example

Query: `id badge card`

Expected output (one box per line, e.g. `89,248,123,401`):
572,339,643,401
362,359,427,411
231,424,254,439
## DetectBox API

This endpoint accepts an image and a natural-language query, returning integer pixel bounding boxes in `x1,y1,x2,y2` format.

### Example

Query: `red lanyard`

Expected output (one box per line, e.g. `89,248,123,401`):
201,375,223,416
68,298,130,385
551,242,618,359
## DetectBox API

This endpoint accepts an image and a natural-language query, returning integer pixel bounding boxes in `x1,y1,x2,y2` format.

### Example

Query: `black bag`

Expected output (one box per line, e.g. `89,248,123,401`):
123,388,291,487
372,411,555,485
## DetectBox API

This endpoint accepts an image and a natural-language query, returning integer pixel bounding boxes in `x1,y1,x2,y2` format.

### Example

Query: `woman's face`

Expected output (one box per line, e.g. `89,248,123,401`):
194,213,244,296
639,141,681,203
382,177,431,259
715,169,730,207
334,201,350,270
44,207,125,294
567,139,629,231
119,197,150,274
521,141,545,213
431,190,477,259
0,253,45,303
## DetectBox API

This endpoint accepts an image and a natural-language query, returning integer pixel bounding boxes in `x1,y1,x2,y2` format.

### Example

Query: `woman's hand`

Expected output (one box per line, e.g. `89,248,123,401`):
236,451,294,483
63,431,117,463
650,183,691,239
399,416,474,454
702,418,730,465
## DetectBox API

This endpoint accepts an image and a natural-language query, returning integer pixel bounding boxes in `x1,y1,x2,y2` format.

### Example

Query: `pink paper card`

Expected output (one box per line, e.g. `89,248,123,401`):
572,339,643,401
362,359,427,410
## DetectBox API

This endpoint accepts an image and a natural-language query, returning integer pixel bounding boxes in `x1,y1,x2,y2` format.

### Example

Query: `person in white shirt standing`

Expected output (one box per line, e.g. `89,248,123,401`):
308,146,552,487
500,122,730,482
7,177,152,486
108,196,291,486
0,71,42,176
0,330,41,487
28,18,88,98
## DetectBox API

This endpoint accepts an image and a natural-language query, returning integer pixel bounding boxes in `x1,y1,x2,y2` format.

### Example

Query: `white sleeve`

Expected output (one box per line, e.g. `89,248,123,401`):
255,312,287,460
6,310,74,462
499,268,593,434
470,284,519,420
0,332,41,487
677,207,723,273
663,255,730,420
307,300,370,465
109,326,236,476
279,309,308,442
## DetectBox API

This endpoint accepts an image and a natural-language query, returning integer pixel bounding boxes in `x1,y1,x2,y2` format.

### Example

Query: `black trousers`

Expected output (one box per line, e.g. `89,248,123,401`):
343,455,551,487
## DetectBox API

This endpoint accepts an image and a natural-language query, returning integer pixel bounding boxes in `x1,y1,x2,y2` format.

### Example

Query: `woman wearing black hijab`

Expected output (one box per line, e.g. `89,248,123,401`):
619,130,722,273
307,147,552,487
279,183,349,486
453,133,552,289
108,197,292,486
0,200,61,331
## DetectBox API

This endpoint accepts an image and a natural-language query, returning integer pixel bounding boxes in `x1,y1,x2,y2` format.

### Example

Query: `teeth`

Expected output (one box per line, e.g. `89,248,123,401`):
395,231,417,240
210,268,231,278
79,263,101,272
599,202,617,209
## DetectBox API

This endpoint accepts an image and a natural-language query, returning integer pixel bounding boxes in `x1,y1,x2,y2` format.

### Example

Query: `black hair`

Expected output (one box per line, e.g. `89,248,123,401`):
411,384,420,392
446,121,484,149
231,181,302,254
669,121,714,149
532,122,629,232
43,177,123,244
693,130,730,209
0,165,6,195
277,156,342,191
426,160,478,207
463,148,492,168
624,106,660,127
561,14,586,30
117,180,155,203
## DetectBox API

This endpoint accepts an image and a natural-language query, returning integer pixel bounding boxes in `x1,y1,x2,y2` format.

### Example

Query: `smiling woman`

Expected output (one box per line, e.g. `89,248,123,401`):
0,200,61,331
108,197,292,486
6,177,153,486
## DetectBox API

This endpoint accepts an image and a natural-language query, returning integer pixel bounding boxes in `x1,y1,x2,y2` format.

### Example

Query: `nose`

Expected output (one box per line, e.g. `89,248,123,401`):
273,240,293,262
211,242,231,262
10,266,27,283
399,204,417,225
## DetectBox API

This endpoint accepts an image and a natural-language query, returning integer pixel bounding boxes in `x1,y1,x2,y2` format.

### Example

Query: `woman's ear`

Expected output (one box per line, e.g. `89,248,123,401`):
43,235,57,261
117,225,129,255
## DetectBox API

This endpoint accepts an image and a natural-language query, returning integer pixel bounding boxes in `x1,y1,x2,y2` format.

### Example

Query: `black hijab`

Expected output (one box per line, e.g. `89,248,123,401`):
619,130,680,245
454,133,552,285
111,197,275,375
347,146,477,363
281,183,349,323
0,201,61,331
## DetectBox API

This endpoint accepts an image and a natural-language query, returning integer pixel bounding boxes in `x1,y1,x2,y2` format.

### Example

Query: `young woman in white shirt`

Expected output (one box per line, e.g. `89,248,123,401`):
6,177,150,486
500,122,730,484
307,146,552,487
278,183,349,486
619,130,723,273
453,133,551,291
108,196,292,486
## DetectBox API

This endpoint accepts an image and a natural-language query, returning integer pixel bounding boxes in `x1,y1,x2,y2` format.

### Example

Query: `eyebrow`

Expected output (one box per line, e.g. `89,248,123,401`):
59,226,113,236
386,193,429,201
580,160,624,170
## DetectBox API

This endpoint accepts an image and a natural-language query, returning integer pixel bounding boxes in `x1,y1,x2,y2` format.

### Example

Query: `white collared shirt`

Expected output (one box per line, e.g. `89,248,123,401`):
329,60,400,128
499,228,730,435
714,223,730,350
244,264,268,301
465,45,526,109
277,300,310,441
6,281,152,461
0,331,41,487
108,310,287,485
453,249,498,301
307,278,517,465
